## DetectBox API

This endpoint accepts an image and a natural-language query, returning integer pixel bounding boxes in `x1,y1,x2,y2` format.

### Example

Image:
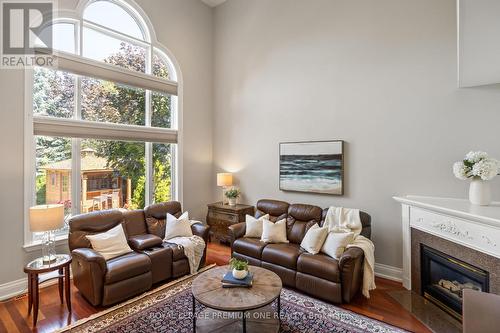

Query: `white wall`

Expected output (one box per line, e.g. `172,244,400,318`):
0,0,213,286
213,0,500,269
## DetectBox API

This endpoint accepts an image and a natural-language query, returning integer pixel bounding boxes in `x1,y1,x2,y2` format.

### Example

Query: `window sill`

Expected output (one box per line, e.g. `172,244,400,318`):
23,235,69,253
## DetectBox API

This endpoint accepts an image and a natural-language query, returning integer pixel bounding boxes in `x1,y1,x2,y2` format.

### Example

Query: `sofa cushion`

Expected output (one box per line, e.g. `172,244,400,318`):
297,253,340,283
122,209,147,237
165,212,192,239
261,243,303,270
86,224,133,261
233,238,267,259
244,214,269,238
144,201,183,239
105,252,151,284
128,234,163,250
261,218,288,243
256,199,289,221
286,204,322,244
300,224,328,255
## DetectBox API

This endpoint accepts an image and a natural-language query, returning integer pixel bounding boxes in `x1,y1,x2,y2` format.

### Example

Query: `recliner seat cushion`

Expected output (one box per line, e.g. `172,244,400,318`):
233,238,267,259
297,253,340,283
105,252,151,284
261,243,303,270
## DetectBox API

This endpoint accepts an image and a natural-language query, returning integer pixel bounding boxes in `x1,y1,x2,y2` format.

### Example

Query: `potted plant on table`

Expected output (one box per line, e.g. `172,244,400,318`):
224,187,240,206
229,257,249,280
453,151,499,206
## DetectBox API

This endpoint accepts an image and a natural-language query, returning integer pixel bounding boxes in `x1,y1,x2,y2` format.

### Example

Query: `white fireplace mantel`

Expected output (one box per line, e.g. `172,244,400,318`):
393,195,500,290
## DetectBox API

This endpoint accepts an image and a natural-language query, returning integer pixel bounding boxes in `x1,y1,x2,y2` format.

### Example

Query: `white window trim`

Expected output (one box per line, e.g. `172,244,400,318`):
23,0,184,248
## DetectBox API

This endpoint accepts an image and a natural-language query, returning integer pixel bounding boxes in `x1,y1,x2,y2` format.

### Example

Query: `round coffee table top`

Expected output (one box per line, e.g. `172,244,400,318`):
192,265,282,311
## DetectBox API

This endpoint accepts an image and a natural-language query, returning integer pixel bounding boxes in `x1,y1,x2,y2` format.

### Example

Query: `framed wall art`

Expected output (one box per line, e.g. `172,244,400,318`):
279,140,344,195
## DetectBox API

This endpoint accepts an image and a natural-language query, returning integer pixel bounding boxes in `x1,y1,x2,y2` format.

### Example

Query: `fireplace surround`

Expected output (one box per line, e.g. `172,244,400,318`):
420,244,489,320
394,196,500,322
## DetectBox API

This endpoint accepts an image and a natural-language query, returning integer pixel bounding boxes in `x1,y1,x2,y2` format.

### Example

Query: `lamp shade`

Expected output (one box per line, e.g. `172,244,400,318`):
29,204,65,232
217,173,233,187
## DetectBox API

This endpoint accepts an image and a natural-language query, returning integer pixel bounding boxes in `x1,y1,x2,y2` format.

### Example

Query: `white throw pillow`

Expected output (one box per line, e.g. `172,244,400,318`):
244,214,270,238
321,231,354,259
300,224,328,255
261,218,288,243
86,224,133,261
165,211,192,239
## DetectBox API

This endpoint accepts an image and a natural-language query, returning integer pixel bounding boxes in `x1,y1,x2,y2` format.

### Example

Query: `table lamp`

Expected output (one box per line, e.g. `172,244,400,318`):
29,204,64,264
217,173,233,204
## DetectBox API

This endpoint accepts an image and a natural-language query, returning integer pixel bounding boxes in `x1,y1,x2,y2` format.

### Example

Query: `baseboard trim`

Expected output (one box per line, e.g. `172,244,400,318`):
374,263,403,282
0,270,64,301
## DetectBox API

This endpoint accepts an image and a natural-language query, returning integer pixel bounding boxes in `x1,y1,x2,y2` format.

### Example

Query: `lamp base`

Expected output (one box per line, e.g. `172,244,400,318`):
42,255,57,265
41,230,57,265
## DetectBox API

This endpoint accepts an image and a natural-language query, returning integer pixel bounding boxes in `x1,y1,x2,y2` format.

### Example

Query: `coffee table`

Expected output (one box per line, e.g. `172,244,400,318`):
191,265,282,333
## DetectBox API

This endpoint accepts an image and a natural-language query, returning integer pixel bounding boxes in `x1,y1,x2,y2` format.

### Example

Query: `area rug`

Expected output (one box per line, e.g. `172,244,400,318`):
58,266,408,333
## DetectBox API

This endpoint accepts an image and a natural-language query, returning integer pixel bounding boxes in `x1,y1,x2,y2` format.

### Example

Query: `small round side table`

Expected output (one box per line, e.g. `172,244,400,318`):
23,254,72,326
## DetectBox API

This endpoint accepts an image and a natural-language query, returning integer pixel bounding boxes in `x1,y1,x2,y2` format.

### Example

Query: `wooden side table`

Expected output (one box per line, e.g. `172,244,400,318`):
206,202,254,244
23,254,72,326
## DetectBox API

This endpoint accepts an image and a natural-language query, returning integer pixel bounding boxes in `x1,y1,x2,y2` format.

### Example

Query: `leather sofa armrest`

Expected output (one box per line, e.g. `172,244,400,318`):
72,248,106,272
71,248,107,306
228,222,246,246
191,223,210,243
128,234,163,250
339,247,364,303
191,223,210,269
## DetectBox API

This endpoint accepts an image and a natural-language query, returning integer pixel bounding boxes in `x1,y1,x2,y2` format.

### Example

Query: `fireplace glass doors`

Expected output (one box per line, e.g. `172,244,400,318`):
421,245,489,320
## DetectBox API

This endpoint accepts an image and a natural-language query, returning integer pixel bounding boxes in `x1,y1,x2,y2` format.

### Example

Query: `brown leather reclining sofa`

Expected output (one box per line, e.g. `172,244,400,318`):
68,201,209,306
229,199,371,303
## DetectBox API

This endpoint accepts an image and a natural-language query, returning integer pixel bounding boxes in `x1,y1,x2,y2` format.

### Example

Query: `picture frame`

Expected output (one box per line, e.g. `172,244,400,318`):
279,140,344,195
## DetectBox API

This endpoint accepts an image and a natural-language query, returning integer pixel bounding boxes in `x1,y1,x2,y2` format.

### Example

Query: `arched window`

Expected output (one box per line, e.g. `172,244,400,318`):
26,0,180,245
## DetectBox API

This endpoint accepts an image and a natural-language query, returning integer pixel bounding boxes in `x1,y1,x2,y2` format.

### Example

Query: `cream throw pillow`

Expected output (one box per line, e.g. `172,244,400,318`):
300,224,328,254
86,224,133,261
165,211,192,240
244,214,270,238
321,231,354,259
261,218,288,243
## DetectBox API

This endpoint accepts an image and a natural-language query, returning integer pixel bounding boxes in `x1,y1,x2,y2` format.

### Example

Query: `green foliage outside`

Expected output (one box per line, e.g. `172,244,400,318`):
34,43,173,210
36,175,46,205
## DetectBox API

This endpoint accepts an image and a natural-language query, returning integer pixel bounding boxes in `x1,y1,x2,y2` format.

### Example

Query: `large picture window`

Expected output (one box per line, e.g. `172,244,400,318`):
26,0,180,245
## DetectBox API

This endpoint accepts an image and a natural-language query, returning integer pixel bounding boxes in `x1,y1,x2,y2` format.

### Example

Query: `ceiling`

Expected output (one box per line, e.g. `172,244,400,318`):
201,0,227,7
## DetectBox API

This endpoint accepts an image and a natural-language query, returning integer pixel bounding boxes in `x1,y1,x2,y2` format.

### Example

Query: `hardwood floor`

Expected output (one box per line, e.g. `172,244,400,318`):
0,242,431,333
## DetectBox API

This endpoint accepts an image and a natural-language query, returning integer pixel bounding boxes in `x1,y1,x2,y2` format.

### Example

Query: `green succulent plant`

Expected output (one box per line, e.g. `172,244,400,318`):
224,187,241,199
229,257,248,271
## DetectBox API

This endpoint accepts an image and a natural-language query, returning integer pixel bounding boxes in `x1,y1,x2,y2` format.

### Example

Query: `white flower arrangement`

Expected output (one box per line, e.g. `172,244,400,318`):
453,151,500,181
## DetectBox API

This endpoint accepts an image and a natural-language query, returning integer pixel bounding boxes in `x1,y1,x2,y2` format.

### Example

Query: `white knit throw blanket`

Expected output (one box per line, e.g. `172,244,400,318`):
324,207,376,298
166,221,206,274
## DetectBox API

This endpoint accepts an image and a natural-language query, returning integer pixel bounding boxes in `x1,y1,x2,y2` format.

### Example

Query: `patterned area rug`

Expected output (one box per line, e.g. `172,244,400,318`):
58,266,408,333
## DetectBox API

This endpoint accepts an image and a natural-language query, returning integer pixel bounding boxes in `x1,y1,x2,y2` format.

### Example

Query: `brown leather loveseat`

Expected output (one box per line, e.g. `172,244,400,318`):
229,199,371,303
68,201,209,306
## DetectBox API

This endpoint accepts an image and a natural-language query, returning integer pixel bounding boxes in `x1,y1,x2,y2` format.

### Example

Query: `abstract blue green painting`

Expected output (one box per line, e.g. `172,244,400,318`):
279,140,344,195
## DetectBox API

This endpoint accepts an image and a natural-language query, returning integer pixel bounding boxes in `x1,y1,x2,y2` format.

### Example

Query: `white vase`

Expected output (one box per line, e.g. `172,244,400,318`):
469,178,491,206
228,198,237,206
232,268,248,280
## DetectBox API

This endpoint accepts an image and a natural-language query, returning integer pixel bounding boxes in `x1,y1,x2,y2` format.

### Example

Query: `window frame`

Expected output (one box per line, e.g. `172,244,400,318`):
23,0,183,249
